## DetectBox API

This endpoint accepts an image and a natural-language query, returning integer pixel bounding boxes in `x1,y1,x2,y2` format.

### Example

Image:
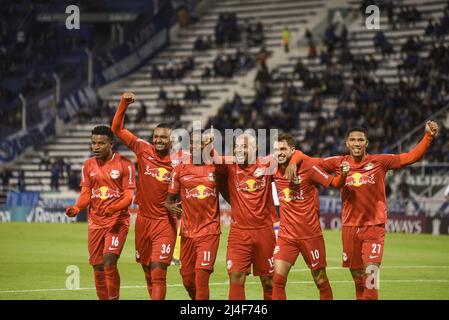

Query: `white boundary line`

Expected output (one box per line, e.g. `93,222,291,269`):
1,265,449,294
290,265,449,272
1,279,449,294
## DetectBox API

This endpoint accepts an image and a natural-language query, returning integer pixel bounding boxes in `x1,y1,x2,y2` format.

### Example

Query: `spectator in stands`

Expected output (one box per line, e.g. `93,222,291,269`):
157,86,168,109
308,39,317,59
193,36,206,51
282,26,291,53
18,170,25,192
258,46,269,66
397,176,411,200
425,19,436,38
50,162,60,192
374,31,394,58
164,99,182,122
151,64,161,81
202,65,212,81
68,170,80,192
135,101,147,124
0,168,12,192
253,22,265,46
55,157,69,179
184,85,194,104
39,150,51,171
192,85,202,104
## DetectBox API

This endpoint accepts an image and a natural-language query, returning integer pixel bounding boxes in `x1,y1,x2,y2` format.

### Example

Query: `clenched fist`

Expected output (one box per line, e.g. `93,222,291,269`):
425,120,439,137
66,206,80,218
122,92,135,105
340,161,350,175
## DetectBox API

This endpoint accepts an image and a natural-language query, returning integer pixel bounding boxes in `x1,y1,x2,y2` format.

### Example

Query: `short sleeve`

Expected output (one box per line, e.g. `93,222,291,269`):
80,161,90,188
122,160,136,190
168,165,181,194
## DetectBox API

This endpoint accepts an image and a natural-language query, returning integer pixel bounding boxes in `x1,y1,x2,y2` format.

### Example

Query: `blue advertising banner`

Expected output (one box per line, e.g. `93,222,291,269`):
1,193,86,223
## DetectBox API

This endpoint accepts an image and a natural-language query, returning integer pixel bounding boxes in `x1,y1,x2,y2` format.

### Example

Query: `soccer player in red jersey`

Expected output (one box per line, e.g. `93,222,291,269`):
66,126,135,300
111,92,186,300
287,120,440,299
165,132,221,300
217,132,280,300
271,133,349,300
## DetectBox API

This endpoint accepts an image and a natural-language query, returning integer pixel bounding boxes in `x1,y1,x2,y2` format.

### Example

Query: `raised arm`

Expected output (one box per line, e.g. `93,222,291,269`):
399,121,439,167
111,92,138,146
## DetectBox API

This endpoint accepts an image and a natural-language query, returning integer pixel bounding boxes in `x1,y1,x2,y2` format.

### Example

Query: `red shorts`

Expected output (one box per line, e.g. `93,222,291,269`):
180,234,220,276
226,226,276,277
88,222,129,265
274,236,327,270
135,215,177,266
342,224,385,269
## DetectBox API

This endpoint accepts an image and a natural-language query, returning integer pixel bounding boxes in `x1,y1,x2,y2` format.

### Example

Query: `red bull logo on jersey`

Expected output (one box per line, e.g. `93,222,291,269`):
110,170,120,179
185,185,217,200
345,172,375,187
91,186,121,200
236,177,266,192
278,188,304,202
144,166,172,182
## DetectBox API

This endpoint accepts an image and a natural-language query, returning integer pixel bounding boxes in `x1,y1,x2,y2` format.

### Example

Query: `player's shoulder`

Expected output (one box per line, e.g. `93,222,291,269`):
135,137,152,146
83,156,96,167
256,155,275,167
321,155,345,162
371,153,397,159
116,153,134,165
369,153,399,163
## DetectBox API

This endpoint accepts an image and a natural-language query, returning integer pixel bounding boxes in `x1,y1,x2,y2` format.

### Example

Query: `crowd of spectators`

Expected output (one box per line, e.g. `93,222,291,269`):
150,57,195,82
208,3,449,164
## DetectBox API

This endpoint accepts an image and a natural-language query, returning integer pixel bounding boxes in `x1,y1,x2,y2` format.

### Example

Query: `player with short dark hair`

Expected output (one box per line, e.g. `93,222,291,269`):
111,93,187,300
66,125,135,300
165,132,222,300
271,133,349,300
287,120,440,299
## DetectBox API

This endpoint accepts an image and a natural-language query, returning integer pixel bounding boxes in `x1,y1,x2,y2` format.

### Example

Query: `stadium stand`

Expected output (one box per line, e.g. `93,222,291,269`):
1,0,448,204
3,0,327,192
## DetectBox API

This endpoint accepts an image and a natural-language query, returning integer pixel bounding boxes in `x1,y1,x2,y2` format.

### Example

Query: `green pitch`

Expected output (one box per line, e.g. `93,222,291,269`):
0,223,448,300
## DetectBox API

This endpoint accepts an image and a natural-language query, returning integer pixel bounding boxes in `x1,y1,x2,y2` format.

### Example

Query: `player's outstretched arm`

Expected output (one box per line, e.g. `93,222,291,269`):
330,161,350,188
103,189,135,217
399,120,439,167
165,193,182,219
284,150,314,180
111,92,138,146
66,186,91,217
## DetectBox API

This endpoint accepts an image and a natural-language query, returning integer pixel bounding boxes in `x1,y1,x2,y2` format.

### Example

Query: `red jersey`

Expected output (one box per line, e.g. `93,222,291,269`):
168,163,221,238
225,157,278,229
126,135,187,220
274,160,334,239
80,153,136,229
317,154,401,226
